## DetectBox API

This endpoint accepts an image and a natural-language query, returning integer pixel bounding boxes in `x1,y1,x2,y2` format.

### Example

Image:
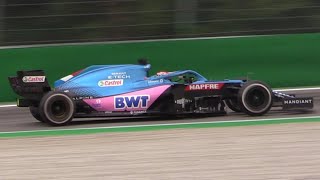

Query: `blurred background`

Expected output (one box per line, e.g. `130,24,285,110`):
0,0,320,46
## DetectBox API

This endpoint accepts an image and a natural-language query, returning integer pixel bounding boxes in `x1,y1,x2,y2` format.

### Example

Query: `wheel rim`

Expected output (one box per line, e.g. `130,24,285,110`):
51,100,68,119
246,89,266,107
45,94,73,124
242,84,272,113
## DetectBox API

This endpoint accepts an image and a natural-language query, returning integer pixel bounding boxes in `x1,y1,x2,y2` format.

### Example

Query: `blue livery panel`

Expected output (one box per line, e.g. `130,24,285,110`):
54,64,245,98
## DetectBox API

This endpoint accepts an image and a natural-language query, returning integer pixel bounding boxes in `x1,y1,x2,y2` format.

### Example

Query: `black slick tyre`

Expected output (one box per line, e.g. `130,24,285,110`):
225,98,242,112
238,81,273,116
29,106,45,122
39,91,75,126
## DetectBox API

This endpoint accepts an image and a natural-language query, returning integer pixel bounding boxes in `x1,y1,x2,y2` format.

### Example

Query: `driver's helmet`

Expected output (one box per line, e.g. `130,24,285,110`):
156,71,171,76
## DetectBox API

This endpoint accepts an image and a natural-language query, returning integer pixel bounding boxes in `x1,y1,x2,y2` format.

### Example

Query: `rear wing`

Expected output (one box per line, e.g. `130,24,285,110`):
8,70,51,105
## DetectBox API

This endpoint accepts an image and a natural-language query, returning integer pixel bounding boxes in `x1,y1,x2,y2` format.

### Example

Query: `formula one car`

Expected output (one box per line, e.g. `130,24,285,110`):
8,62,313,126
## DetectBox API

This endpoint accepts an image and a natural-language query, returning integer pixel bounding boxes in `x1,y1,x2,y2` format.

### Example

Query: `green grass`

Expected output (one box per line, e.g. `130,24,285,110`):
1,116,320,138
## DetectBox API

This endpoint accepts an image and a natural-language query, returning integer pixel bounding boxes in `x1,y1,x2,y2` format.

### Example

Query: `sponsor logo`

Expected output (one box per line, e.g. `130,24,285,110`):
108,72,131,79
175,98,192,105
73,96,93,100
283,99,313,105
93,99,102,108
148,79,164,84
282,97,313,110
185,83,224,91
22,76,46,83
98,79,123,87
130,110,147,115
114,95,150,109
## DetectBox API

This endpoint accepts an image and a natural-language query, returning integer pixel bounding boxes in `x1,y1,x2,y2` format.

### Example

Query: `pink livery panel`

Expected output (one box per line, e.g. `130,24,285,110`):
83,85,171,111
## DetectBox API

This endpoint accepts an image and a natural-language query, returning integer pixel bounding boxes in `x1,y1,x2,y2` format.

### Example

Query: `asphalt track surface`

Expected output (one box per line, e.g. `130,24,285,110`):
1,89,320,132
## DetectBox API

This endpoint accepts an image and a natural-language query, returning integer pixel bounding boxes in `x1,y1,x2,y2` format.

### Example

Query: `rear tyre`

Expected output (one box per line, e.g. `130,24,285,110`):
39,92,75,126
29,106,45,122
238,81,273,116
225,99,242,112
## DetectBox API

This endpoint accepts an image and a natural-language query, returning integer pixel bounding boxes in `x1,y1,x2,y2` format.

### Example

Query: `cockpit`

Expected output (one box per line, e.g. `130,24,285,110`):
148,70,207,85
167,74,197,84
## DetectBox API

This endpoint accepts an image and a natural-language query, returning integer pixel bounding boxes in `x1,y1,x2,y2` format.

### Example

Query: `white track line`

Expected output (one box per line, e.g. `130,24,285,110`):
0,105,16,108
0,34,265,50
0,86,319,108
274,87,320,92
1,115,320,134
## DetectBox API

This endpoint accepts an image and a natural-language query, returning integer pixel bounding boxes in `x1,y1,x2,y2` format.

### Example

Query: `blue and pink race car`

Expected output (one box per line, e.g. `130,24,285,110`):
9,61,313,126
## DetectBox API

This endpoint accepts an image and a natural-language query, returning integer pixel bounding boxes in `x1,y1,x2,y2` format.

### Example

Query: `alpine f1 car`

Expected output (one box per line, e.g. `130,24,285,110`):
8,61,313,126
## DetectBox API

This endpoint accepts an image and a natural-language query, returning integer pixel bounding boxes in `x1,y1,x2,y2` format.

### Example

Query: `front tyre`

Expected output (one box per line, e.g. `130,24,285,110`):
238,81,273,116
39,92,75,126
